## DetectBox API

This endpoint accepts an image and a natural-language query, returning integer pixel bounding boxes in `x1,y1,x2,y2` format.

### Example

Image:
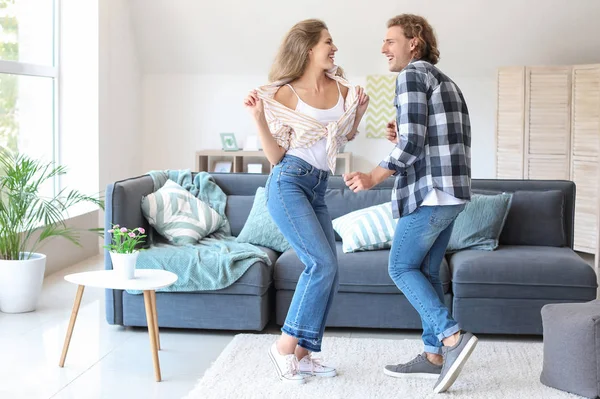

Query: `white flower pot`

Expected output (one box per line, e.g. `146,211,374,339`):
0,252,47,313
110,251,138,280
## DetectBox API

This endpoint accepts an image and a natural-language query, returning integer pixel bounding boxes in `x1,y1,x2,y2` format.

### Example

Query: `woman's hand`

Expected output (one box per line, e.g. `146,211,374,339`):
355,86,370,119
244,90,265,121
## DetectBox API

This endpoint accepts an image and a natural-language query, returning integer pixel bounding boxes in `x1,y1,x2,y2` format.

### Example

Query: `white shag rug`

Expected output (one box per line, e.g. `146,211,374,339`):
184,334,583,399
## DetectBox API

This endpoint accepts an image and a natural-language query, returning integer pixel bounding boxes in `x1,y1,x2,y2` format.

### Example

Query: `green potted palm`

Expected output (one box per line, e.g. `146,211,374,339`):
0,148,104,313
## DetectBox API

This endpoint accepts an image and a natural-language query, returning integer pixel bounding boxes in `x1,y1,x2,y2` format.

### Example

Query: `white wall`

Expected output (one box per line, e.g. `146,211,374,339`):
61,0,99,207
98,0,144,251
137,0,600,178
99,0,143,191
140,73,499,178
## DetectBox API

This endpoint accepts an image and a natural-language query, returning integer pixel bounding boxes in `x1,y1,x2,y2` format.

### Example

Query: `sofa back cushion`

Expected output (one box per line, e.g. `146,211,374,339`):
212,174,268,237
211,174,574,248
226,195,255,237
325,189,392,241
212,173,395,241
499,190,565,247
472,180,574,248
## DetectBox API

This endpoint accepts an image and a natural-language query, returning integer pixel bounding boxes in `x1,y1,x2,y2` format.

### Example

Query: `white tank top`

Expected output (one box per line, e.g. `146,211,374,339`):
286,82,345,171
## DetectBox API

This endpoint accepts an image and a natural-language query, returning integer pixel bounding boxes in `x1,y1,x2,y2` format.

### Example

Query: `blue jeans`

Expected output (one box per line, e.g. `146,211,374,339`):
265,155,338,352
388,204,466,355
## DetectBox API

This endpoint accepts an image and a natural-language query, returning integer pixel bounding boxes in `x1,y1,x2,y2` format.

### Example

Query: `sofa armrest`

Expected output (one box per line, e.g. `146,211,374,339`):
104,174,154,248
104,174,154,325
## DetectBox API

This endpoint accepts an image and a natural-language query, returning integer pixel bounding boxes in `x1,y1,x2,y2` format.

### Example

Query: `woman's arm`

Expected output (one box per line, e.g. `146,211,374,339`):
345,86,369,140
254,113,286,165
244,90,286,165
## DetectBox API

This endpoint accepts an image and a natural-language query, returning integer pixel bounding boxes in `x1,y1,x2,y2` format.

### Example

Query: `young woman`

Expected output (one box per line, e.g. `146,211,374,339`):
243,19,369,384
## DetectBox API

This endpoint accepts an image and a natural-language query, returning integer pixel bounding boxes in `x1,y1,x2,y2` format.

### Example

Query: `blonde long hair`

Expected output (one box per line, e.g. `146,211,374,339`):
268,19,344,83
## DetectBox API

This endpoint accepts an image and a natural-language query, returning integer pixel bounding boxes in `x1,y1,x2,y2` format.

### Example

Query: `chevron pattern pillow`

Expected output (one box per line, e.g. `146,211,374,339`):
141,179,222,245
332,202,397,253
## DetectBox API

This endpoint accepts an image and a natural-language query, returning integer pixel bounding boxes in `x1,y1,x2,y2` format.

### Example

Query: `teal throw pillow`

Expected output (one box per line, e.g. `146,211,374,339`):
141,179,223,245
447,193,513,252
235,187,291,253
332,202,397,253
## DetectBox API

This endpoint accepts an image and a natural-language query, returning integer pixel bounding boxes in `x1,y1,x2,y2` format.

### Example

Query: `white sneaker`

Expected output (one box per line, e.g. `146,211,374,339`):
268,343,306,384
298,353,337,378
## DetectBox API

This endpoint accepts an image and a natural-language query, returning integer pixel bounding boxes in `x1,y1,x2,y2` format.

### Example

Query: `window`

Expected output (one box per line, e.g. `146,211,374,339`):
0,0,58,194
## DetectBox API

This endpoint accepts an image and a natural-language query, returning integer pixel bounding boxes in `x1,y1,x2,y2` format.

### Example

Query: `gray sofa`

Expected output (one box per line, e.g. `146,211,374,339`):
104,174,597,335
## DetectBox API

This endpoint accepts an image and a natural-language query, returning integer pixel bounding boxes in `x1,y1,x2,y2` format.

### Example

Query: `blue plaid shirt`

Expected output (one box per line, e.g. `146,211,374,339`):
379,60,471,218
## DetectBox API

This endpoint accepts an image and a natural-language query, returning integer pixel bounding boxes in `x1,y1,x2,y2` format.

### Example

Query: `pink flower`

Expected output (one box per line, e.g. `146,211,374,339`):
114,224,120,228
120,227,128,233
138,227,145,234
107,229,114,233
128,232,136,238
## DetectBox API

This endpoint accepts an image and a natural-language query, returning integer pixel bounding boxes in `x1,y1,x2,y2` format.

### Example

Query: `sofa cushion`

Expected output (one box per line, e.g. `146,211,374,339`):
274,242,451,295
499,190,566,247
197,246,278,296
474,189,567,248
447,193,512,252
226,195,254,237
449,246,597,300
236,187,291,253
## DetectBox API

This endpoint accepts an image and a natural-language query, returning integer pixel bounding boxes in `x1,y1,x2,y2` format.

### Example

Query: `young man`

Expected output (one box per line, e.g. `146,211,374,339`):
343,14,476,393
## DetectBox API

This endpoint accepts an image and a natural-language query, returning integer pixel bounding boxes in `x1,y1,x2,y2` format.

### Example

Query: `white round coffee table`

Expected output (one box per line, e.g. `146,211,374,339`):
59,269,178,382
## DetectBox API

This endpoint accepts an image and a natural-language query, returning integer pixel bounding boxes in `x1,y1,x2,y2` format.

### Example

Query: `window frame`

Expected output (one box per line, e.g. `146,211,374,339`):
0,0,60,195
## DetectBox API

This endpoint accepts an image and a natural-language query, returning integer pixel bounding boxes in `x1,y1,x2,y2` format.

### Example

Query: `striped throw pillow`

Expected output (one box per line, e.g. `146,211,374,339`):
141,179,222,245
332,202,397,253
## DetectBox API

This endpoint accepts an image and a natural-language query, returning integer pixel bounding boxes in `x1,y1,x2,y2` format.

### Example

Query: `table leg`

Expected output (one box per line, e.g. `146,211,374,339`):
143,290,161,382
150,290,160,350
59,285,85,367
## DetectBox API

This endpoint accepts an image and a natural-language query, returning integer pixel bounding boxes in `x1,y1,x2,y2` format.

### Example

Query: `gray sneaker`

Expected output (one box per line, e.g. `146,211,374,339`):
433,332,478,393
384,352,442,379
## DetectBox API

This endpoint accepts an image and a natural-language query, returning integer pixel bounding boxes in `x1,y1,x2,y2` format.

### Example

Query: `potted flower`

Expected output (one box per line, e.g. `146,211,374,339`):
104,224,146,279
0,149,104,313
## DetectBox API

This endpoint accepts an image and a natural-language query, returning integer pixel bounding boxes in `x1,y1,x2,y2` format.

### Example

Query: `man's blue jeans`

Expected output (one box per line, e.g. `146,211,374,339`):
266,155,338,352
388,203,466,354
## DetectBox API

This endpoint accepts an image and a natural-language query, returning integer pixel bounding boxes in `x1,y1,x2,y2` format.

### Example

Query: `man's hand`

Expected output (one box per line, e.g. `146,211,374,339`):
343,171,374,193
386,120,398,144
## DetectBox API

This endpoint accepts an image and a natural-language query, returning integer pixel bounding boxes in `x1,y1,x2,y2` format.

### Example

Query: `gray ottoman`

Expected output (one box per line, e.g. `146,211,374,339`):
541,300,600,398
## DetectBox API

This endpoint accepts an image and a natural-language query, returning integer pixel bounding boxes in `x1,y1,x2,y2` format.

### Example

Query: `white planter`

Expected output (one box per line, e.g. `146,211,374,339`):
110,251,138,280
0,252,47,313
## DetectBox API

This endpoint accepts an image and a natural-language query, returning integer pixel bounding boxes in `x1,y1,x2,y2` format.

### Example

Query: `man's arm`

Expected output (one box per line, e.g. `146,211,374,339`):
379,68,429,175
343,68,429,192
344,167,395,193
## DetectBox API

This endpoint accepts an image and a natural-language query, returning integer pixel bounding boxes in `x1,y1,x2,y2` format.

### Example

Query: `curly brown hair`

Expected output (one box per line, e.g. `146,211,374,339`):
387,14,440,65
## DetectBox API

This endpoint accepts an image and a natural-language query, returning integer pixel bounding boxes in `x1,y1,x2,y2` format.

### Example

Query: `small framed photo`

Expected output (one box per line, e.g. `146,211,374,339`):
220,133,239,151
213,161,232,173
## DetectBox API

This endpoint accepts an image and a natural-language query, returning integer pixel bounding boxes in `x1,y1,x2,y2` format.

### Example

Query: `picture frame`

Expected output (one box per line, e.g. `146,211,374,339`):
220,133,239,152
247,163,263,174
213,161,232,173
